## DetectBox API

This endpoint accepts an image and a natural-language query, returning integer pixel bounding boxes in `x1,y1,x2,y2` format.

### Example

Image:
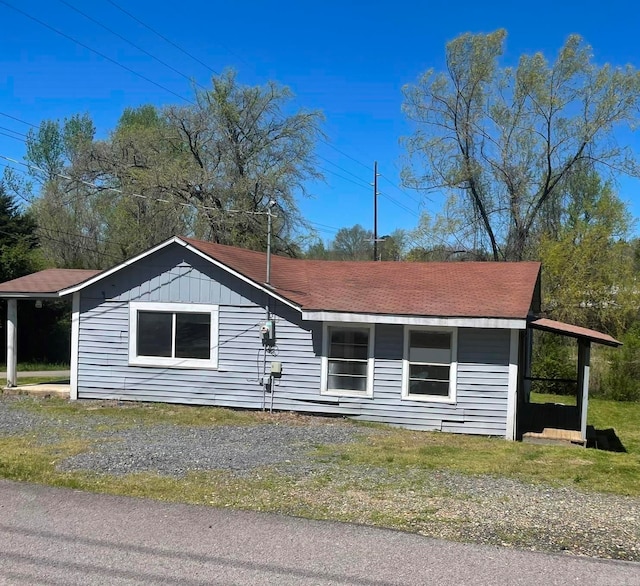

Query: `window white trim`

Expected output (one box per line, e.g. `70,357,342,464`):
129,301,219,368
321,322,375,398
402,325,458,404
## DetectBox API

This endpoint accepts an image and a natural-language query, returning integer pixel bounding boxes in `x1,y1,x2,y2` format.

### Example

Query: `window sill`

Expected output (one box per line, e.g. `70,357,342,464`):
402,393,456,404
129,357,218,369
321,389,373,399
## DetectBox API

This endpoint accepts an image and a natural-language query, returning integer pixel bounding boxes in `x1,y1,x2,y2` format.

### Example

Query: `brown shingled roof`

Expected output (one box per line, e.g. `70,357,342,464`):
183,237,540,319
0,268,101,296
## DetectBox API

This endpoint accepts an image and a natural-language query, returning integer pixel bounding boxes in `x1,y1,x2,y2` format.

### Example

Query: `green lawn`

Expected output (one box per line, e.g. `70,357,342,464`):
0,362,69,372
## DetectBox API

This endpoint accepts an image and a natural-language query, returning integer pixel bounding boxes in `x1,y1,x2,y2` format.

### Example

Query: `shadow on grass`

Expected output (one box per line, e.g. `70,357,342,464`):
587,426,627,452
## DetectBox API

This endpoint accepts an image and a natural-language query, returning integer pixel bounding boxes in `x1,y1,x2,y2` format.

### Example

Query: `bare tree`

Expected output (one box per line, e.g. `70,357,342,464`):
402,31,640,260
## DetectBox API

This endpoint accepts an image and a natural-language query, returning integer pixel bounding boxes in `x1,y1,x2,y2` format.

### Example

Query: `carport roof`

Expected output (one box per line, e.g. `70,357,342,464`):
0,268,100,297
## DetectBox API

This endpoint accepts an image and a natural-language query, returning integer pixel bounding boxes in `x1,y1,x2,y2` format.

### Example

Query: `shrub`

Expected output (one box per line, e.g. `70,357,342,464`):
531,331,576,395
601,323,640,402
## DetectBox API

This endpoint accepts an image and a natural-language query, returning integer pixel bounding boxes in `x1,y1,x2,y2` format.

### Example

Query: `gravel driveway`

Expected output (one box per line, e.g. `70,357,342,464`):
1,395,639,562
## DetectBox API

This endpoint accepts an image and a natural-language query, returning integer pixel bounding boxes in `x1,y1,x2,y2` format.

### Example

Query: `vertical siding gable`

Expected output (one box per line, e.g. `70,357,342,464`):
80,243,269,307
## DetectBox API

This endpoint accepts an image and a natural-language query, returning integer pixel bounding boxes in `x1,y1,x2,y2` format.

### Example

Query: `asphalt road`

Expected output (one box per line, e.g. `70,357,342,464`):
1,479,638,585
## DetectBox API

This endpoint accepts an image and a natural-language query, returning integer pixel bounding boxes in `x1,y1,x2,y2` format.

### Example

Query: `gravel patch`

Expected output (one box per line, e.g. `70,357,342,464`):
393,468,640,560
57,423,365,476
0,396,50,436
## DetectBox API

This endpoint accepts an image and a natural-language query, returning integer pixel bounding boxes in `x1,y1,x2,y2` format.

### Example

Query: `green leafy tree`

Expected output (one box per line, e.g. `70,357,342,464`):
163,70,323,255
305,238,330,259
329,224,374,260
379,229,407,261
602,324,640,401
24,114,111,268
402,30,640,260
0,183,41,282
539,169,638,335
25,72,323,267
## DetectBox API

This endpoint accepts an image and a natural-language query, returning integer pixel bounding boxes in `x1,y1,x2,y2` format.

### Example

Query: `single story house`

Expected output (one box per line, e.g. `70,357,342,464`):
0,236,620,440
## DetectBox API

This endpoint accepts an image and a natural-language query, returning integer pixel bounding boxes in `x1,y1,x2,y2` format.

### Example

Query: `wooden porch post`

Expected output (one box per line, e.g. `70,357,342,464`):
70,292,80,401
6,298,17,387
523,328,533,403
576,340,591,442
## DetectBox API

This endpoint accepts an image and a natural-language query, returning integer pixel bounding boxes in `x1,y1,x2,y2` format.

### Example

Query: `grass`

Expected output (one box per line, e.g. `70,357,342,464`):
6,376,70,385
529,391,576,405
0,362,69,372
14,397,260,427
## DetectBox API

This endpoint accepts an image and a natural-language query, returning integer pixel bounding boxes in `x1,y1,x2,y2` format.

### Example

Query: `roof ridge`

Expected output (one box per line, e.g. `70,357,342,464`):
181,235,298,262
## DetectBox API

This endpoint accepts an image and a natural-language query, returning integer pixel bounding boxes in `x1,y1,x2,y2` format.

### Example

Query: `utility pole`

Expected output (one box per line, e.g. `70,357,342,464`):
373,161,379,261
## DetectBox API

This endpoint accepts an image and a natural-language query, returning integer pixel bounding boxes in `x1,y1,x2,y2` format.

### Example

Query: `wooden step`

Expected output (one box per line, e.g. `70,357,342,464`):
522,427,586,447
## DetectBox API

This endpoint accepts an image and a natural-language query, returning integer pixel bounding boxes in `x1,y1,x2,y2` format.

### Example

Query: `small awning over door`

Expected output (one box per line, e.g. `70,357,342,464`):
528,318,621,348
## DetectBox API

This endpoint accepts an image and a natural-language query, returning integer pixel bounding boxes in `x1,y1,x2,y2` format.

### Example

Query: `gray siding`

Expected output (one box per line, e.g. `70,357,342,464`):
81,244,266,306
77,243,512,435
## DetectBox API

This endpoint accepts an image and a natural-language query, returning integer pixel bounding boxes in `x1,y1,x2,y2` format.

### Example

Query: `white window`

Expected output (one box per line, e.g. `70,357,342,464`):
321,324,374,397
129,302,219,368
402,327,457,403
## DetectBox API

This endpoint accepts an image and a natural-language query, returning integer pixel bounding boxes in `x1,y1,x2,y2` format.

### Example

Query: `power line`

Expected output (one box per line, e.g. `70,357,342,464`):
103,0,381,183
316,153,371,188
0,7,424,237
379,192,420,218
0,131,26,142
106,0,220,76
0,0,196,106
56,0,209,92
0,112,38,128
378,172,422,205
0,126,27,138
1,4,376,200
316,164,371,191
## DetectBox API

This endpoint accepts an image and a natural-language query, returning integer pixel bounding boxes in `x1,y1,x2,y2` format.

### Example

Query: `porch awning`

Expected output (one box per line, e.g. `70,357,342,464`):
528,317,621,347
0,269,100,298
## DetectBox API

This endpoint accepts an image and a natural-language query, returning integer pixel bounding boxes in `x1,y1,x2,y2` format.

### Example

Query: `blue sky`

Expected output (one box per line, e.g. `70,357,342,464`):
1,0,640,244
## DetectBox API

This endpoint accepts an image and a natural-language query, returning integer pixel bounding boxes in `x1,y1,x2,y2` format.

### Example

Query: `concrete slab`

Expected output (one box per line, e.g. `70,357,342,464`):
2,383,70,399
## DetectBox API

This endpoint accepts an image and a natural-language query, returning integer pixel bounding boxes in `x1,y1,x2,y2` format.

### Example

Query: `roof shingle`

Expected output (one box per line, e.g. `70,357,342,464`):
183,237,540,319
0,268,100,295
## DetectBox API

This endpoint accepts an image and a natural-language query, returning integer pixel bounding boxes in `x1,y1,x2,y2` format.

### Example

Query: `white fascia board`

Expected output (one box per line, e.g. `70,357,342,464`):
301,311,527,330
0,292,61,299
56,236,303,314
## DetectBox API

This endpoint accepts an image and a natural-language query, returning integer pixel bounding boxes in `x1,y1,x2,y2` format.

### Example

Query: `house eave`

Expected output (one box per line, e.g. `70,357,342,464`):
300,311,527,329
0,292,64,299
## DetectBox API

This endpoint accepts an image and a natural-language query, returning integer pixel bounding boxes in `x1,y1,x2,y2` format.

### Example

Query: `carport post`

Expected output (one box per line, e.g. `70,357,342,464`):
577,340,591,442
6,298,17,387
